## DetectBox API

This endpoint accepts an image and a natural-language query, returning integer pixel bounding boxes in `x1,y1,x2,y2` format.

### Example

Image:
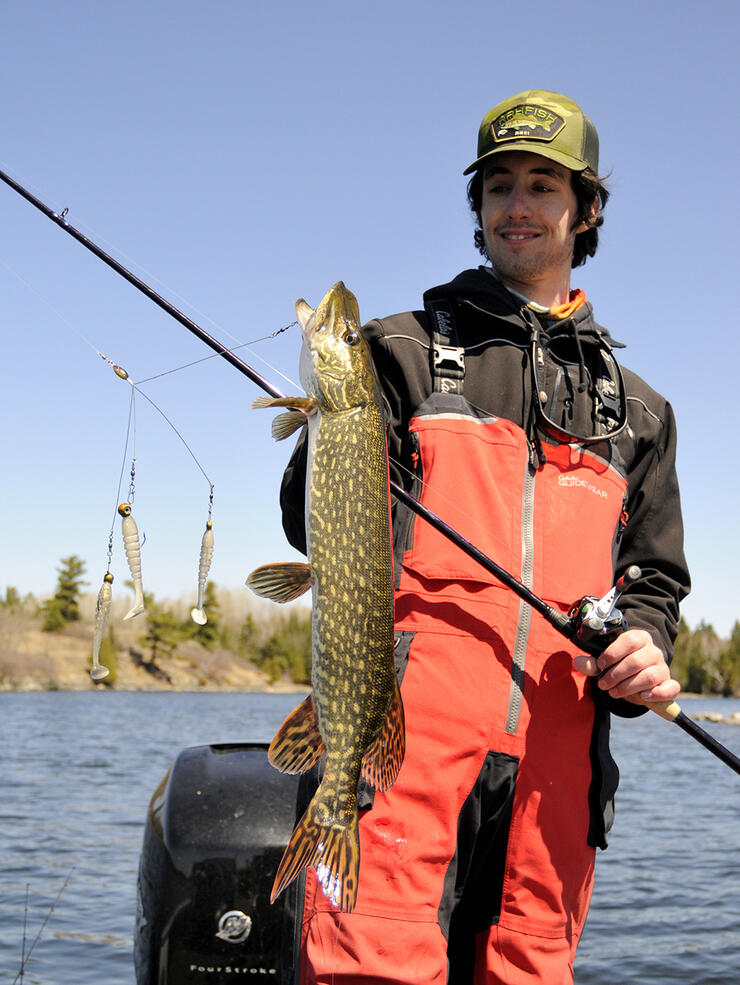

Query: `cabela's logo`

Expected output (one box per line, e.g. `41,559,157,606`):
492,104,565,143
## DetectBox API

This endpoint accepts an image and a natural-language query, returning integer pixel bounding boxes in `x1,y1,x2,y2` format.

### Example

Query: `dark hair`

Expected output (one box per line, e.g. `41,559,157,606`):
466,165,609,268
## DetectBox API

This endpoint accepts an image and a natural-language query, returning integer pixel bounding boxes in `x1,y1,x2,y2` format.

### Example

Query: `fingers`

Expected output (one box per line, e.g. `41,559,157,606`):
573,629,681,706
573,653,600,677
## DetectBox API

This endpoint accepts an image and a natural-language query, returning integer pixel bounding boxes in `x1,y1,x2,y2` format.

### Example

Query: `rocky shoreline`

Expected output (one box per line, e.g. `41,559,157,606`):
0,614,306,694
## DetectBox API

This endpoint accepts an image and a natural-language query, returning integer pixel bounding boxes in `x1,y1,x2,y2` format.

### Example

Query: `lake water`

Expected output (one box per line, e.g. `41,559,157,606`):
1,691,738,984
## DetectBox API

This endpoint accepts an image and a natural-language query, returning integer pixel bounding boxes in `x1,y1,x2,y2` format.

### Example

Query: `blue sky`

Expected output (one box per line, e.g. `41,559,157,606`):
1,0,738,635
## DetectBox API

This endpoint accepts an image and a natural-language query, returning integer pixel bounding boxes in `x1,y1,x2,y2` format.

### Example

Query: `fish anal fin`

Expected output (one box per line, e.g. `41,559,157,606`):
270,796,359,912
268,695,325,774
246,562,313,603
272,411,308,441
360,679,405,792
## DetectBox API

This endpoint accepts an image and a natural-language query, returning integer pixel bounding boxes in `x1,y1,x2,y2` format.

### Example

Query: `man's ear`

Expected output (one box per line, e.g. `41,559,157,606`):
574,196,599,235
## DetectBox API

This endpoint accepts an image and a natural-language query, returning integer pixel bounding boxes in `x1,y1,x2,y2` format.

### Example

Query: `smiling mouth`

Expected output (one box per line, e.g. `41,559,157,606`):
499,230,541,241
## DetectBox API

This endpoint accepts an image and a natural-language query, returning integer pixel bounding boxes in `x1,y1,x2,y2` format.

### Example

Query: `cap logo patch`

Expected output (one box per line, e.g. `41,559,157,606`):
492,104,565,144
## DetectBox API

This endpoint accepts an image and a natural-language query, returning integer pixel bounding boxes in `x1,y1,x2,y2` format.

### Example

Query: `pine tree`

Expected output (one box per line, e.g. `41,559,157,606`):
238,612,261,659
1,586,21,611
717,621,740,697
141,599,187,663
256,608,312,683
41,556,87,632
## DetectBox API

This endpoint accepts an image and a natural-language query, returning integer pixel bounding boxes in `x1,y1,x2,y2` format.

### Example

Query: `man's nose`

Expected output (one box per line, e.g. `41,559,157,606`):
505,185,531,220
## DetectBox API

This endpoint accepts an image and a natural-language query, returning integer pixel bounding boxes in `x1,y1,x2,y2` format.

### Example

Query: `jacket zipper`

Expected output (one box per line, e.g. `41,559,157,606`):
505,456,536,734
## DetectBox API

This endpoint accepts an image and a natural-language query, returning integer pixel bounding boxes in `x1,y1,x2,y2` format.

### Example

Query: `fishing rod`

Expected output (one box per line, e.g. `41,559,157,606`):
3,165,738,776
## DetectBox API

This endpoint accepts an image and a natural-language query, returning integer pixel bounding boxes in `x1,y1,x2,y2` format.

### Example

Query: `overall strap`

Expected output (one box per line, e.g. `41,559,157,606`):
425,298,465,395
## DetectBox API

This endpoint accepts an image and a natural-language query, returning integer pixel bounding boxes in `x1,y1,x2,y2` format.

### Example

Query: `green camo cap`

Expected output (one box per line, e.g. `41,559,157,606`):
463,90,599,175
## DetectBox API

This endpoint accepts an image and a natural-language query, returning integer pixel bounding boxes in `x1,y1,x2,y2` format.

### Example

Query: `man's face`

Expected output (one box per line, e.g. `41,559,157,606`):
478,151,586,303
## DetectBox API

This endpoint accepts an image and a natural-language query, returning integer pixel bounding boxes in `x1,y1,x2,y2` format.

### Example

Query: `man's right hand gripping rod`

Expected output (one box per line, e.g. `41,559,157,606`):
567,566,740,775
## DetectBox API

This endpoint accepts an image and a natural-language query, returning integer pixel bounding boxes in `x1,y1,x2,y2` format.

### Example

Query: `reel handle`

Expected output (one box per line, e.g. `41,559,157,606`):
567,565,641,655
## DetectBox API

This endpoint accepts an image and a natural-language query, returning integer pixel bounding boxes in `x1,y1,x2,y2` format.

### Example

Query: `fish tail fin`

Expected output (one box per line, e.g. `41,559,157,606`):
361,677,405,792
271,796,359,912
190,607,207,625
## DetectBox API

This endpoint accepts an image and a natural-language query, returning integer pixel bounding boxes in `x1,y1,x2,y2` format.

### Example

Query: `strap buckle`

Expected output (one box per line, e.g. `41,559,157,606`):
432,343,465,375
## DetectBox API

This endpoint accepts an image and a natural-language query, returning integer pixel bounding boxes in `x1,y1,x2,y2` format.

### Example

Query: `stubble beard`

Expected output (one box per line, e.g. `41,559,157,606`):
484,230,576,295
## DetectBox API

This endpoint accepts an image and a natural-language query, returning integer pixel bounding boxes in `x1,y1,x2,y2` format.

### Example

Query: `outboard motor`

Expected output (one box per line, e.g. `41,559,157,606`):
134,742,301,984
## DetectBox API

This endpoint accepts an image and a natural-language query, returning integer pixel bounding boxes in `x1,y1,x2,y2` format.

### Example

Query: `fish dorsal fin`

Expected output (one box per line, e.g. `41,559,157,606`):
246,562,312,602
360,678,405,792
268,695,325,774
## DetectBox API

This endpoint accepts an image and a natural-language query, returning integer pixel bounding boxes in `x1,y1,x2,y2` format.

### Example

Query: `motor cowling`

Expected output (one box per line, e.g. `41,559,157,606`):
134,742,301,984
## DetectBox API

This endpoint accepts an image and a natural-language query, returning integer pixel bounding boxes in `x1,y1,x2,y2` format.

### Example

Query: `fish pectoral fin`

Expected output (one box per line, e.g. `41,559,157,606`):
271,794,359,912
246,562,313,602
360,678,405,792
268,695,325,773
272,411,308,441
253,395,317,413
253,396,317,439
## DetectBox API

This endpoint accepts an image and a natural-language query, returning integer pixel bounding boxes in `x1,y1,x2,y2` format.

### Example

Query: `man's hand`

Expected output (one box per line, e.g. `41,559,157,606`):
573,629,680,706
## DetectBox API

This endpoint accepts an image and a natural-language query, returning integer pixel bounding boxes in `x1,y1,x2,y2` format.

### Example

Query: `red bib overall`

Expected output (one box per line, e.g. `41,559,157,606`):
298,391,628,985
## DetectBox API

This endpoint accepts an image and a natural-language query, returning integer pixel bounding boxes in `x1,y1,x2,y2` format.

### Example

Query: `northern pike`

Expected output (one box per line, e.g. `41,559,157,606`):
247,282,404,912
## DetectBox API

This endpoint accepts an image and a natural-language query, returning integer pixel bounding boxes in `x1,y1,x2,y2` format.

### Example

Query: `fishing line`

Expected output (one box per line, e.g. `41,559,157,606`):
12,867,75,985
0,157,302,387
0,155,244,342
1,237,213,490
106,385,137,573
0,252,106,357
0,242,221,671
134,321,297,384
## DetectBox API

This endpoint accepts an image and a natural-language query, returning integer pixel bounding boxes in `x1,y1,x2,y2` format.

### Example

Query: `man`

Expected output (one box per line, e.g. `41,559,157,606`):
280,90,690,984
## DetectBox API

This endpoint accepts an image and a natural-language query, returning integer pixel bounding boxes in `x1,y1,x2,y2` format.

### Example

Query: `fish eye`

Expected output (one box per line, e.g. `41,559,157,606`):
343,329,360,346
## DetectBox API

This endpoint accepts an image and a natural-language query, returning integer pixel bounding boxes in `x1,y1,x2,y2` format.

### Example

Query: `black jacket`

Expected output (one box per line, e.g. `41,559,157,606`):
282,267,690,671
280,267,691,846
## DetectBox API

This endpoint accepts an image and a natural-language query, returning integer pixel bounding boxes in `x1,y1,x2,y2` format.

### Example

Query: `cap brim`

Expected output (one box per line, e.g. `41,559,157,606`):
463,143,589,175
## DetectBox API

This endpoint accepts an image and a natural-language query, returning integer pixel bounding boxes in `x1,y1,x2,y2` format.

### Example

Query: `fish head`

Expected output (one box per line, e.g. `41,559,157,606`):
295,282,378,413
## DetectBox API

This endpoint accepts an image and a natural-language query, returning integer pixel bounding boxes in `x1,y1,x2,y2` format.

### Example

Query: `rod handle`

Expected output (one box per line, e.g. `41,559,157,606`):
646,700,682,722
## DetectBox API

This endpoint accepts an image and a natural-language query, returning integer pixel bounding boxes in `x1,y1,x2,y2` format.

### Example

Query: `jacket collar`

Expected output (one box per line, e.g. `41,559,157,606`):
423,266,625,349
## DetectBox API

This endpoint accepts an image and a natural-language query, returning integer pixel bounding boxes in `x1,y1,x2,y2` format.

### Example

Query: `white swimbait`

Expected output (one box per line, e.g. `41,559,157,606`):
191,519,214,625
91,572,113,681
119,503,145,620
